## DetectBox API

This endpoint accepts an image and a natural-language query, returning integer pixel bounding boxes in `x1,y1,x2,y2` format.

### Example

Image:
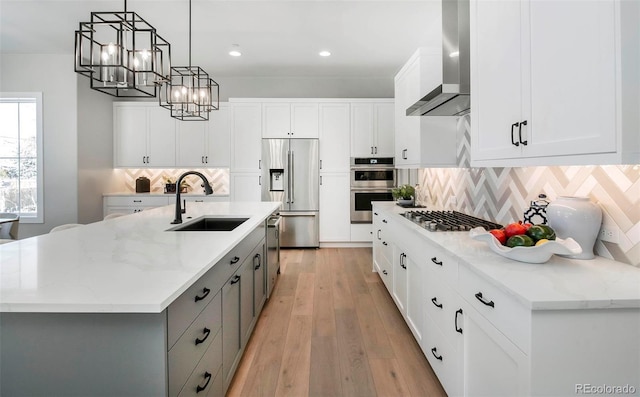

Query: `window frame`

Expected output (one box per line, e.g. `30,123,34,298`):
0,92,44,223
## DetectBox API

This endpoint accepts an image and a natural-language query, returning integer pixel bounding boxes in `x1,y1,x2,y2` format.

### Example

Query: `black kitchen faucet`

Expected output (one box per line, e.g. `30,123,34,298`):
171,171,214,224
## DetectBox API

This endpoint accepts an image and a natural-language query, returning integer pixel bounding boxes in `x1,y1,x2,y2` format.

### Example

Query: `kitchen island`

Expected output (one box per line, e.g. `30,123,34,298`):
0,201,280,397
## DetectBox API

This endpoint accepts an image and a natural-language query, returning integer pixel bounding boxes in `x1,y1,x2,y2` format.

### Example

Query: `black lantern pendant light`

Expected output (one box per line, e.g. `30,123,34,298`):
159,0,219,121
74,0,171,97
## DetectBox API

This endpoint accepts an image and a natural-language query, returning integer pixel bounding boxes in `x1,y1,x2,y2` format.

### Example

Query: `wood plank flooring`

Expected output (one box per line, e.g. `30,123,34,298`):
226,248,447,397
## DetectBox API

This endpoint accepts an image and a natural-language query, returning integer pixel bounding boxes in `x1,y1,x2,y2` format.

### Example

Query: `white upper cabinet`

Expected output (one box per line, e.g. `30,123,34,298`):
207,104,231,168
231,102,262,173
176,104,230,167
175,119,207,167
114,103,176,168
262,102,319,138
395,48,460,168
319,103,350,173
350,101,395,157
471,0,639,166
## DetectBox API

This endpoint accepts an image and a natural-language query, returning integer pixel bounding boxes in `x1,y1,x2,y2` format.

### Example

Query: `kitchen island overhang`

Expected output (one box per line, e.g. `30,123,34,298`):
0,201,280,313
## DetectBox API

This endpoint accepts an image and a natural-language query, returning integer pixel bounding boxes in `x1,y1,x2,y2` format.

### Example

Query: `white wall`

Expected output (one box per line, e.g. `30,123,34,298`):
0,54,78,237
77,77,115,224
216,76,394,100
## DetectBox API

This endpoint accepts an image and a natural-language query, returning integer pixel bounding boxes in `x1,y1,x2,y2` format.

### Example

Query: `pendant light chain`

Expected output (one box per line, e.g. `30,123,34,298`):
188,0,192,68
158,0,219,120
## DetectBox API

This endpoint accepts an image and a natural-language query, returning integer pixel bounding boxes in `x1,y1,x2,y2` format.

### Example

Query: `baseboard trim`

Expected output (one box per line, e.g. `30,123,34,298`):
319,242,372,248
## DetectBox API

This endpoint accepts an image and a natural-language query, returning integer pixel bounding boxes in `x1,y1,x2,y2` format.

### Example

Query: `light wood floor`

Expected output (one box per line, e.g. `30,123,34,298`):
226,247,447,397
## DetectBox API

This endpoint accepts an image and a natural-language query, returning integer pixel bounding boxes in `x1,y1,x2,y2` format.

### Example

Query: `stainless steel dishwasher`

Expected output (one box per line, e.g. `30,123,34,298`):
266,214,281,298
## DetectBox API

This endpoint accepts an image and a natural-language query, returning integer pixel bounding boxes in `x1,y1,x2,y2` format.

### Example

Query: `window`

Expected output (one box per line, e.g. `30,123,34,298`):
0,93,44,223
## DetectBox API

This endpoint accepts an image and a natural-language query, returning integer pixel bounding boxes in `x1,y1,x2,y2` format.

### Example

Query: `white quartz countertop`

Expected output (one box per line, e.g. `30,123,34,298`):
374,202,640,310
0,201,280,313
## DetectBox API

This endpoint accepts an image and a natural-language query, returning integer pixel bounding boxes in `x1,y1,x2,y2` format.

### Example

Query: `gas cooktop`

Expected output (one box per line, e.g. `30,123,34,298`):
402,210,503,232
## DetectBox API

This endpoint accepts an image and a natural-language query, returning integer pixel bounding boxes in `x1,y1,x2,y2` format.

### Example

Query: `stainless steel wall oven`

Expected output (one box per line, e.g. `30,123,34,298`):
350,157,396,223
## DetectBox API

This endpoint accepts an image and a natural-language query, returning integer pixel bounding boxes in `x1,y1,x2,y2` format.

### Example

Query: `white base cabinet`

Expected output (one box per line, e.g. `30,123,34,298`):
103,196,170,217
319,173,350,242
372,203,640,396
462,302,529,397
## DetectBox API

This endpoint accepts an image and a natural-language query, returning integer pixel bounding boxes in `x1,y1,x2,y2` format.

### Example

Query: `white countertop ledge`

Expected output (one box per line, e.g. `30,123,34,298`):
0,202,280,313
374,202,640,311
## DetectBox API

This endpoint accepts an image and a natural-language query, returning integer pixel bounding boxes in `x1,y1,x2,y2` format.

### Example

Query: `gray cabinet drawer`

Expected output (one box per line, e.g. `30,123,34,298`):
176,329,223,397
167,227,265,347
168,291,222,397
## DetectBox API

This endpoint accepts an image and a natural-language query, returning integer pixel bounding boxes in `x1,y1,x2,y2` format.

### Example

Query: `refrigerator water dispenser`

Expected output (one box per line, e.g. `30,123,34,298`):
269,169,284,191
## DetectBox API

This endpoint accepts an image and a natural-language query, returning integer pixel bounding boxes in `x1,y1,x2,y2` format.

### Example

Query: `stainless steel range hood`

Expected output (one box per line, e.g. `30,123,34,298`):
407,0,470,117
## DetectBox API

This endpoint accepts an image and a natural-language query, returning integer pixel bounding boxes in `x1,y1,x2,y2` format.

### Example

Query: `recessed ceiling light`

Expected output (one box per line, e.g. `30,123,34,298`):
319,50,331,57
229,44,242,57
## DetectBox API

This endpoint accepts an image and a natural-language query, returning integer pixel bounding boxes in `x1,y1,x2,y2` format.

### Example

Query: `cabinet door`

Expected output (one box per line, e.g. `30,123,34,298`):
252,245,266,321
207,104,230,167
350,103,374,157
239,257,254,346
373,103,394,157
222,274,241,386
463,304,529,396
525,0,616,158
392,247,408,315
262,103,291,138
231,173,261,202
319,103,350,172
319,173,350,242
470,0,525,161
176,120,207,167
395,61,421,167
406,253,425,343
146,106,176,167
231,103,262,172
290,103,319,138
114,105,147,167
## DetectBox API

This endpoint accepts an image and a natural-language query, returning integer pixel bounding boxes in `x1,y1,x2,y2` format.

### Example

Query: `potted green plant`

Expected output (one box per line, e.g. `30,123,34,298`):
163,176,190,194
392,184,416,206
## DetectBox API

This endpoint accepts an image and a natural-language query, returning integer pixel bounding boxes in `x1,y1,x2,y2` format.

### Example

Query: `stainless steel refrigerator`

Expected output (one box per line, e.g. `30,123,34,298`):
261,138,319,248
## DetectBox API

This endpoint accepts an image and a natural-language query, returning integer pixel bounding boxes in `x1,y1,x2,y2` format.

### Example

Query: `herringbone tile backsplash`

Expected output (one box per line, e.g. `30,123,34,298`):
417,115,640,267
112,169,229,194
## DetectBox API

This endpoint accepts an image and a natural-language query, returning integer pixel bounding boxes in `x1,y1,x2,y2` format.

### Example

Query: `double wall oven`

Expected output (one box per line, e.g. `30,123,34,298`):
350,157,396,223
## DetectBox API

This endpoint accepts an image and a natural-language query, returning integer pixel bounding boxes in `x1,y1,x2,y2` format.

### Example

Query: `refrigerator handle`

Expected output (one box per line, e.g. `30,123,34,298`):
290,150,295,204
286,150,291,204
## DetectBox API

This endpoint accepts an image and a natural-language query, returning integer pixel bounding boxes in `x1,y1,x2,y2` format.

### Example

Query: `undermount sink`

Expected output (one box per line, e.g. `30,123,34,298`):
169,217,249,232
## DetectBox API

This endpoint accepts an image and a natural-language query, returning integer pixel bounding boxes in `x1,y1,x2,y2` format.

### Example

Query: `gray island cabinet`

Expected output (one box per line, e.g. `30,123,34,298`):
0,201,279,397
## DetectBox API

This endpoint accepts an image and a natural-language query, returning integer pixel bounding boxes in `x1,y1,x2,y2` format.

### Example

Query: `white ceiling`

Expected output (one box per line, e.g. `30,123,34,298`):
0,0,442,79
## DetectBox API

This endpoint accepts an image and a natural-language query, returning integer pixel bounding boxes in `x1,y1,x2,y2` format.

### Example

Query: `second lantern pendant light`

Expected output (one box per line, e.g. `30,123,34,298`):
160,0,219,121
